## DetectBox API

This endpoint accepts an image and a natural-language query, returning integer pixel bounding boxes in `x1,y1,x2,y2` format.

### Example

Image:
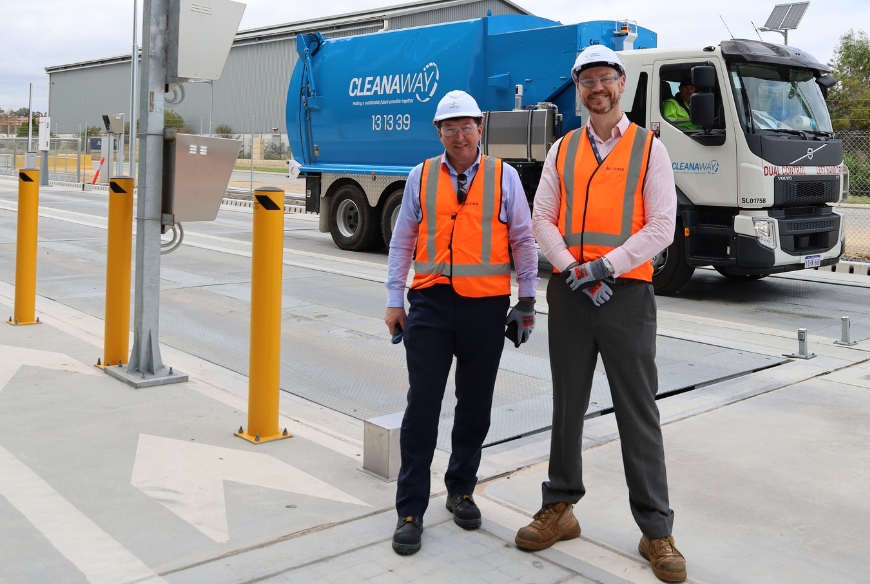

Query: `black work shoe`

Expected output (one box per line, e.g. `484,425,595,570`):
392,516,423,555
446,494,482,529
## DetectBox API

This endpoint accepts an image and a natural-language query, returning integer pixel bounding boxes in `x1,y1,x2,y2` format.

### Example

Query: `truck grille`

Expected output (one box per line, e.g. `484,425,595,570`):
774,178,839,206
786,219,836,232
784,206,815,216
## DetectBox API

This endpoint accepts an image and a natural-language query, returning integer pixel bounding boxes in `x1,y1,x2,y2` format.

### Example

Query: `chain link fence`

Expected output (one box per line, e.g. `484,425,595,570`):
839,132,870,261
225,133,304,203
841,132,870,199
0,137,87,182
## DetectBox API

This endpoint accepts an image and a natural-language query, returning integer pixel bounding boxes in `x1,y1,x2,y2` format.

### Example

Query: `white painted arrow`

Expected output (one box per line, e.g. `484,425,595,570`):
0,344,103,392
130,434,372,543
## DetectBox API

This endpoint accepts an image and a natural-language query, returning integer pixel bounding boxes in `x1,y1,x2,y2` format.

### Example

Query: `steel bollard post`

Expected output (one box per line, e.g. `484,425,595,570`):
8,169,42,326
97,177,134,368
235,187,292,444
833,316,858,346
784,327,816,359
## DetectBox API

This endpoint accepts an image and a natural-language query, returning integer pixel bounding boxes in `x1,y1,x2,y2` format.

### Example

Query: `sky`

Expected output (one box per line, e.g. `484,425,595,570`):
1,0,868,114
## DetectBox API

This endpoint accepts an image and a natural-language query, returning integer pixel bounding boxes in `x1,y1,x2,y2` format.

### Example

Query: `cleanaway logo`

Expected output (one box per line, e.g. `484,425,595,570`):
672,160,719,174
348,62,440,103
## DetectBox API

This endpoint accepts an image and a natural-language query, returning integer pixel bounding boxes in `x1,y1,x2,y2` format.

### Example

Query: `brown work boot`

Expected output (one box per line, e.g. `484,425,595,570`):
514,502,580,550
638,535,687,582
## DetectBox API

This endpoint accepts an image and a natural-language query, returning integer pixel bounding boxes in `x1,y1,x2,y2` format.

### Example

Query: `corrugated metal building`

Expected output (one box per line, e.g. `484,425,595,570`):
45,0,530,135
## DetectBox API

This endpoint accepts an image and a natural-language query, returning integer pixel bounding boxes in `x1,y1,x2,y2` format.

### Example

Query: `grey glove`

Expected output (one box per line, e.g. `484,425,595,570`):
505,299,535,348
564,258,610,291
582,280,613,306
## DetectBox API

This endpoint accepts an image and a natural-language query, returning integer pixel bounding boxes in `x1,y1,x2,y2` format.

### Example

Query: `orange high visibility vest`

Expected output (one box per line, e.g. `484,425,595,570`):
556,123,655,281
412,154,511,297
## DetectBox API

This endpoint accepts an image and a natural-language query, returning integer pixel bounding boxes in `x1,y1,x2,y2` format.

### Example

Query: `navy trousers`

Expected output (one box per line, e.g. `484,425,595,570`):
395,284,509,518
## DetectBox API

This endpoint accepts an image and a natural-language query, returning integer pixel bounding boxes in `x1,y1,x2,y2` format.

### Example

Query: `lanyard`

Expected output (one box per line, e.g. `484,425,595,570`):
586,127,604,165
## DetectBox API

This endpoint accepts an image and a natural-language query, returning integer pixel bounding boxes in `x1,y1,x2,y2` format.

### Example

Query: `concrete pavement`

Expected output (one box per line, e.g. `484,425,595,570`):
1,230,870,583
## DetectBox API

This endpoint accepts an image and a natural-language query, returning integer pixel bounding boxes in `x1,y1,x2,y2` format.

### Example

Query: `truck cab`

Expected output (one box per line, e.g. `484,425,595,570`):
618,40,844,293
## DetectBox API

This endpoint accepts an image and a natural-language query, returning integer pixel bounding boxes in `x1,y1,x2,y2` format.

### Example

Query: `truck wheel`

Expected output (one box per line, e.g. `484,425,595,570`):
329,184,380,251
652,223,695,295
380,189,404,248
714,267,769,281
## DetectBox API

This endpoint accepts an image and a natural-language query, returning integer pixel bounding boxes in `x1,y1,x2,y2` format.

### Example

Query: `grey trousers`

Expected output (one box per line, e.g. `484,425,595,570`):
542,275,674,539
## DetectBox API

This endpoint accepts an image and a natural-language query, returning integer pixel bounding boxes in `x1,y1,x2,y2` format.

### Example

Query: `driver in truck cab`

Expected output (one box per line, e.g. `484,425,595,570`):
384,89,539,556
662,78,698,130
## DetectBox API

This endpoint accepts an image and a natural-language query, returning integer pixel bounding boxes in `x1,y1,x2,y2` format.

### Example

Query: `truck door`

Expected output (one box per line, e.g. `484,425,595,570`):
651,60,738,208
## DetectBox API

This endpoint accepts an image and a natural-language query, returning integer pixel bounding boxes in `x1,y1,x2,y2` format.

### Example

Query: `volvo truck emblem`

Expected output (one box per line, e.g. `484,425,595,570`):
789,143,827,165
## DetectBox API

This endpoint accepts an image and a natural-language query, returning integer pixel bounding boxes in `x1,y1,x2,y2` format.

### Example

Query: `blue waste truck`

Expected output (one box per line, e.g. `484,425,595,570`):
287,14,844,294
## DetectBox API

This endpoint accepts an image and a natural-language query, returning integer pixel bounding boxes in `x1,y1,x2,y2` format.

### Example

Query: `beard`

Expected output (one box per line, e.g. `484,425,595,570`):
580,90,620,115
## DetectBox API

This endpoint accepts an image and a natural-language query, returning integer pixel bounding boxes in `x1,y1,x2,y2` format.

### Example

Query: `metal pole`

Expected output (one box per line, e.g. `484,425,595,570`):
27,83,33,151
129,0,139,180
118,113,125,176
76,135,81,183
209,80,213,135
235,186,291,444
127,0,172,380
250,114,254,194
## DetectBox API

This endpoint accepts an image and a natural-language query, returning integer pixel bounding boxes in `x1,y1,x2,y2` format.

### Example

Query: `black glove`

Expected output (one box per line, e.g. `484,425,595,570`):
505,299,535,348
564,258,610,291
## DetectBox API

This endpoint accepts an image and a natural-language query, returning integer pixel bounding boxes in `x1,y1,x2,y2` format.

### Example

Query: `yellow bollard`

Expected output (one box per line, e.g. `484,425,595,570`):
97,177,134,369
235,187,292,444
8,169,41,326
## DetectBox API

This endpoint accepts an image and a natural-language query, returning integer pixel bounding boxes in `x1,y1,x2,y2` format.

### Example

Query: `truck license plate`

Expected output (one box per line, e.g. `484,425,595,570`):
804,254,821,268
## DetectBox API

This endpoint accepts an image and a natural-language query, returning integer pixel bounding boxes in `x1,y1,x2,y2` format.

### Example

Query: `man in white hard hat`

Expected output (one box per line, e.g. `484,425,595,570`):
385,89,538,555
513,46,687,582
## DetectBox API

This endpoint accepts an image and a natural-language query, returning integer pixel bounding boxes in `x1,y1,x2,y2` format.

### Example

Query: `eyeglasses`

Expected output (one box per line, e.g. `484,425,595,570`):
576,74,621,89
457,173,468,204
440,124,478,137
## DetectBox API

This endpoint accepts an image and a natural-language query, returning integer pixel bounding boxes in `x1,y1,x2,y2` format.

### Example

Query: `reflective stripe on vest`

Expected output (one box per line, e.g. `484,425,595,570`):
412,155,511,297
557,123,654,281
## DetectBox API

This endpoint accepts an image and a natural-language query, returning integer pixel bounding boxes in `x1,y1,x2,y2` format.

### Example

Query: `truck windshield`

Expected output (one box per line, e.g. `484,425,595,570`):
729,62,833,134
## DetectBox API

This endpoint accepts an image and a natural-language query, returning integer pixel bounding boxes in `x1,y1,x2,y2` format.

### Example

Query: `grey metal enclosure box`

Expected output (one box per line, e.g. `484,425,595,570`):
162,133,242,223
173,0,246,82
363,411,404,482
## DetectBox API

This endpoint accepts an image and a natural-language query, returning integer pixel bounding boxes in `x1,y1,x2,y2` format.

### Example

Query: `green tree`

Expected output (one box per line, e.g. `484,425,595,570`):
828,29,870,131
264,140,290,160
16,118,36,137
164,109,185,130
78,125,102,138
214,123,234,138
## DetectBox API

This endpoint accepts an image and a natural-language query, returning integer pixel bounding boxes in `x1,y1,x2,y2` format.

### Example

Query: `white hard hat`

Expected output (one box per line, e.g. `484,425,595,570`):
571,45,626,82
432,90,483,123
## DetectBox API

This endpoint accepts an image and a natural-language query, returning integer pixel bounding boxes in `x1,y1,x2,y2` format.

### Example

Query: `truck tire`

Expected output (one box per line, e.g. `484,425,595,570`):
714,267,769,281
380,189,404,248
329,184,380,251
652,223,695,295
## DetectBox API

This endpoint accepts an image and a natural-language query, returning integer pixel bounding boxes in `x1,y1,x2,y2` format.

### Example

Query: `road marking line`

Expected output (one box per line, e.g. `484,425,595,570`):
0,344,102,393
0,444,167,584
131,434,372,543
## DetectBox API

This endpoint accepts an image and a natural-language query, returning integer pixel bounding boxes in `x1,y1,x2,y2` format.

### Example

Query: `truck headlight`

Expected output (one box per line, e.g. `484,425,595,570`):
752,217,776,250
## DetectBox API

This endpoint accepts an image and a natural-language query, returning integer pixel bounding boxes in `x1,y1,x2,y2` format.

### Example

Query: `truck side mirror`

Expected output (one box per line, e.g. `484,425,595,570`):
816,74,836,99
691,66,716,91
690,93,715,128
